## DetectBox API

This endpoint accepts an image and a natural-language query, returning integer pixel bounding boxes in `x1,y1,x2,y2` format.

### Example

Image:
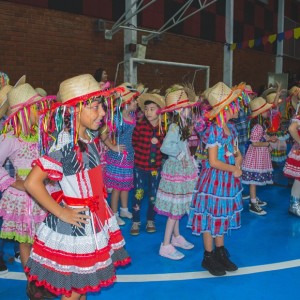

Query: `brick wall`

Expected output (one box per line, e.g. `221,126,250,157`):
0,1,298,95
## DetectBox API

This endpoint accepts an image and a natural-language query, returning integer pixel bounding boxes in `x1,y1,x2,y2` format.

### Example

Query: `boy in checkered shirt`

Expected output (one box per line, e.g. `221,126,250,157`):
130,92,166,235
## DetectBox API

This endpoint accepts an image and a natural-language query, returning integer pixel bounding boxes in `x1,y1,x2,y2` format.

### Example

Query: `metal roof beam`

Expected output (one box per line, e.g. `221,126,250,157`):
142,0,219,44
105,0,158,39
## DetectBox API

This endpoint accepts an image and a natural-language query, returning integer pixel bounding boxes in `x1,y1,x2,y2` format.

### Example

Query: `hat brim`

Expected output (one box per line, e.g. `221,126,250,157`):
157,100,199,114
262,87,277,99
138,93,165,111
250,102,273,118
206,88,242,119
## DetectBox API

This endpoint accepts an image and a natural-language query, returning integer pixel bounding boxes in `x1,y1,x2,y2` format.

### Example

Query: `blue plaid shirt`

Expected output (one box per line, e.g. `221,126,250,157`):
232,109,250,146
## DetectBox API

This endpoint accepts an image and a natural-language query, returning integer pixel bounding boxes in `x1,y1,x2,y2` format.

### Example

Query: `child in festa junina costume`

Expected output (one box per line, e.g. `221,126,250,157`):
130,90,166,235
241,96,278,216
155,84,199,260
0,77,58,295
102,83,141,226
0,72,21,274
187,82,243,276
24,74,130,300
283,86,300,217
262,85,289,164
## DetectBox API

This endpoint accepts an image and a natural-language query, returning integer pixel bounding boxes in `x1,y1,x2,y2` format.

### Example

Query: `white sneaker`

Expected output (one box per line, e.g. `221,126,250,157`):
120,209,133,219
115,213,125,226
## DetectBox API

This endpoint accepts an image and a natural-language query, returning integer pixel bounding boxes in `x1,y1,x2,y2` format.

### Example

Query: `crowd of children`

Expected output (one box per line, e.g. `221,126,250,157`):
0,69,299,298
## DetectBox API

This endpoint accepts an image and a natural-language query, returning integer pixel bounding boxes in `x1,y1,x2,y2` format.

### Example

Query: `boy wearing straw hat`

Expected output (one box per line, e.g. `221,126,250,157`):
130,91,166,235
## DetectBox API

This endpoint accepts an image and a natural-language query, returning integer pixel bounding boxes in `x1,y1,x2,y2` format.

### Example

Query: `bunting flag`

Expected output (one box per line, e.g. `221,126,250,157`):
229,27,300,51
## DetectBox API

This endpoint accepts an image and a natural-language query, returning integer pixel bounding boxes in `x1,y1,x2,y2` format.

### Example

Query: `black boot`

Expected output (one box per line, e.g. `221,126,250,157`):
214,246,238,271
201,250,226,276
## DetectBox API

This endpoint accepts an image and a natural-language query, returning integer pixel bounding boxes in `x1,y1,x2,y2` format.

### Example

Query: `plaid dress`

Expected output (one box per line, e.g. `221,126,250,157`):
187,123,243,237
242,124,273,185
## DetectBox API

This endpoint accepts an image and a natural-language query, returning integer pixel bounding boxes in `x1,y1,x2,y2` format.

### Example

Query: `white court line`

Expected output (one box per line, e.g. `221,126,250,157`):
2,259,300,282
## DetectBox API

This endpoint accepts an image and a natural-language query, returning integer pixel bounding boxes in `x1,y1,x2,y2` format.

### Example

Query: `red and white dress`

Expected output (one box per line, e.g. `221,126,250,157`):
242,124,273,185
284,117,300,180
25,131,130,297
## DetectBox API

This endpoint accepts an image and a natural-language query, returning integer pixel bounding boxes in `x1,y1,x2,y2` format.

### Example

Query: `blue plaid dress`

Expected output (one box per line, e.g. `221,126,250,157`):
187,123,243,237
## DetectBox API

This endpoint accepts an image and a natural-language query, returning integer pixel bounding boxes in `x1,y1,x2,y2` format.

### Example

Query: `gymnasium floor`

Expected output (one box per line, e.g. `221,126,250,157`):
0,167,299,300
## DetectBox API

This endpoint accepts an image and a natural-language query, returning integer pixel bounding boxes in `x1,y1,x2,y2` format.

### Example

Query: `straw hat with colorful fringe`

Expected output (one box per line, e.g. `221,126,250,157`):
158,84,198,114
58,74,103,106
114,82,141,106
249,97,273,118
205,82,242,119
7,83,43,116
244,84,257,96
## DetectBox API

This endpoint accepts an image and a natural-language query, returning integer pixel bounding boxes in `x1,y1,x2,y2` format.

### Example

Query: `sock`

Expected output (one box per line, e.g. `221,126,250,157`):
250,198,257,204
120,207,129,212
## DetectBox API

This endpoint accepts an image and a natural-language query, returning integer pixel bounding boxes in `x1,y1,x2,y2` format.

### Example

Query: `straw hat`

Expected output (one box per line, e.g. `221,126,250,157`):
205,82,242,118
7,83,43,116
1,75,27,118
35,87,47,97
158,84,198,114
0,85,12,118
249,97,273,118
137,91,165,111
261,87,279,104
58,74,103,105
288,86,300,110
115,82,140,105
244,84,257,95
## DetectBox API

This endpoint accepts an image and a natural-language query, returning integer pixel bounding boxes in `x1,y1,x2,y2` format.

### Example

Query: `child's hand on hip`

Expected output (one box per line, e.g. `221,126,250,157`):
59,206,91,227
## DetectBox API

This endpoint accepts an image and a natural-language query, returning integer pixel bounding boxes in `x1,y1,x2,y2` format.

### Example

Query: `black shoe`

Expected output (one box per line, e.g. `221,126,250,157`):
26,281,56,299
201,251,226,276
0,257,8,275
214,246,238,272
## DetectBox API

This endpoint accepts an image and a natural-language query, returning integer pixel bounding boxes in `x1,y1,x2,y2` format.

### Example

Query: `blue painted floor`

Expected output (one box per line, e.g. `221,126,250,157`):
1,165,299,300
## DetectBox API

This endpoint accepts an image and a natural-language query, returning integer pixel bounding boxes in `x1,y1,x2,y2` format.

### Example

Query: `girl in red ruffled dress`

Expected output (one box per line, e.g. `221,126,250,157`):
24,74,130,300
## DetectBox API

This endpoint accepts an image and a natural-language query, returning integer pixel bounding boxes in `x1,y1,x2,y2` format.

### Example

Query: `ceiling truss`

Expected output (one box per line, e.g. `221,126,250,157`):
104,0,219,43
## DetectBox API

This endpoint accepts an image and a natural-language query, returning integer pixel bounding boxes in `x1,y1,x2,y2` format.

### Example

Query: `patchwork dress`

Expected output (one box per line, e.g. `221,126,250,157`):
242,124,273,185
0,131,57,243
154,124,198,219
25,131,130,297
187,123,243,237
104,115,135,191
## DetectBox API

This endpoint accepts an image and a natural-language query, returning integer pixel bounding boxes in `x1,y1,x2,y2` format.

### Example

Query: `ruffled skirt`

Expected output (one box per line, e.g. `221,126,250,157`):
25,200,130,297
154,158,198,219
284,143,300,180
187,167,243,237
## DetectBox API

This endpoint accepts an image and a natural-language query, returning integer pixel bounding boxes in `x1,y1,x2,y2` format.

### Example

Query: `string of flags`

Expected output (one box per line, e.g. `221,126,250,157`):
229,27,300,50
